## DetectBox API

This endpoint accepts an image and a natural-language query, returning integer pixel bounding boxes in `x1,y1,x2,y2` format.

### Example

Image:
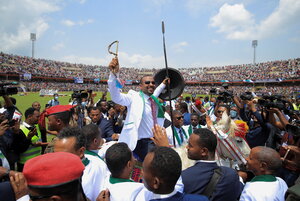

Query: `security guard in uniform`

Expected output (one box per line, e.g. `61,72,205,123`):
18,107,43,171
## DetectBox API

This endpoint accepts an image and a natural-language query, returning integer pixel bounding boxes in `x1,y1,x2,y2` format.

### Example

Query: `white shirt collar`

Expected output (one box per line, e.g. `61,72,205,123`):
22,121,32,128
152,189,177,200
195,159,216,163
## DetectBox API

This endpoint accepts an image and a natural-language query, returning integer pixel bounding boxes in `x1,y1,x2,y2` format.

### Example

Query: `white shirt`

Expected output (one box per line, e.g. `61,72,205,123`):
240,176,288,201
166,126,189,147
82,155,107,201
137,85,165,139
152,189,178,200
138,93,154,139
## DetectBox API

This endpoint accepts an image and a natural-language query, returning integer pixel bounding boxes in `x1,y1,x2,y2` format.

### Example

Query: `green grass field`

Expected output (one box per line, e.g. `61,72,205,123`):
5,92,107,120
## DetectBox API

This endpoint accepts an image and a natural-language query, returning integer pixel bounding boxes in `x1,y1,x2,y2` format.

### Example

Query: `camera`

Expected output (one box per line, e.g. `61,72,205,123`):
0,113,16,127
240,92,253,101
209,88,217,95
257,95,286,110
0,82,18,96
217,90,233,103
71,90,89,100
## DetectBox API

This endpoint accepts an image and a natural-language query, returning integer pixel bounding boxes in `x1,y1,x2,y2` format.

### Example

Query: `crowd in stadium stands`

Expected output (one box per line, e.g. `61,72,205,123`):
1,52,299,82
20,81,300,97
1,55,300,201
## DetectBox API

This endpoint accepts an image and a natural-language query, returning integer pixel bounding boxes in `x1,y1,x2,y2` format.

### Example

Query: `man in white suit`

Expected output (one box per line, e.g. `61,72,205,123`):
108,58,168,161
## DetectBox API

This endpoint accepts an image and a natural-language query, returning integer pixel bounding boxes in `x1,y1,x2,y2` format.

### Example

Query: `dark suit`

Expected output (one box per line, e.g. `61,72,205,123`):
96,118,114,142
182,161,243,201
150,191,208,201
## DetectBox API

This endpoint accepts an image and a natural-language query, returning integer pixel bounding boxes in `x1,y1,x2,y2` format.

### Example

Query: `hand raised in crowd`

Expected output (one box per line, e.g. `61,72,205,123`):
151,124,169,147
108,57,119,74
0,119,9,136
266,107,281,114
205,115,213,129
97,189,110,201
245,100,257,112
282,145,300,169
10,172,29,200
162,78,170,85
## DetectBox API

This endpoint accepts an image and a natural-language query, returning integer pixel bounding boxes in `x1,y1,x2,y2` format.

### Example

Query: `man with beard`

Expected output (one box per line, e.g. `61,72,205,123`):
108,58,168,161
17,107,43,171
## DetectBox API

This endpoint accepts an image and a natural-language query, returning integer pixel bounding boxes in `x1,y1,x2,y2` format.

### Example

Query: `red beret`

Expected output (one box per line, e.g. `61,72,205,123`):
23,152,84,187
46,105,75,116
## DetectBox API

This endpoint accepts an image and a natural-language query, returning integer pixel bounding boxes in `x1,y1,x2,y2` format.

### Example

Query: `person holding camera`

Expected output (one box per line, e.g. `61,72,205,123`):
235,96,273,148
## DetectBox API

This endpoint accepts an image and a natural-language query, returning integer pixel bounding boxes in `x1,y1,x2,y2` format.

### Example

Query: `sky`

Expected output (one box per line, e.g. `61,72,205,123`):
1,0,300,69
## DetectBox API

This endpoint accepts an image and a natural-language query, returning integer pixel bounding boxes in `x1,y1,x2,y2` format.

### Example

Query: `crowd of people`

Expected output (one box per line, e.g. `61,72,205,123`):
0,57,300,201
1,52,299,82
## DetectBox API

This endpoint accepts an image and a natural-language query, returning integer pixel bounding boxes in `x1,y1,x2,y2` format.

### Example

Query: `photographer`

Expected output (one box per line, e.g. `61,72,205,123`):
238,98,274,148
70,90,94,128
267,107,300,186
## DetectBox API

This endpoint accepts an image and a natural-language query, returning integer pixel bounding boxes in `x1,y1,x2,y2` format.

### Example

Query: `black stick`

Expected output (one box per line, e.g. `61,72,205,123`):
162,21,176,148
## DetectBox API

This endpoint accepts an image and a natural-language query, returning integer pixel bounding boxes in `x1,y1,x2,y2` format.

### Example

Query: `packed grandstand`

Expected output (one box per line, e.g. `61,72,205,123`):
0,52,299,96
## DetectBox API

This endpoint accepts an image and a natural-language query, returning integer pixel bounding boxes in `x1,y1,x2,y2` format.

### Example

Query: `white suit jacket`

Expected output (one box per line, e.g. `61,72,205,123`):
108,73,165,150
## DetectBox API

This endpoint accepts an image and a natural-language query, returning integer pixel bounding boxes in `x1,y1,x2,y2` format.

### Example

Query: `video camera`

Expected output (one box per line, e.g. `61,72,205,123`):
71,90,92,100
0,82,18,96
257,95,286,111
240,92,253,101
217,90,233,103
0,112,16,127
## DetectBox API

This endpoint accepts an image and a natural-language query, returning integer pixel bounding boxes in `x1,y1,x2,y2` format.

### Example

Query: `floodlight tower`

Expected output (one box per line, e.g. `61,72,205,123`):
30,33,36,58
252,40,258,65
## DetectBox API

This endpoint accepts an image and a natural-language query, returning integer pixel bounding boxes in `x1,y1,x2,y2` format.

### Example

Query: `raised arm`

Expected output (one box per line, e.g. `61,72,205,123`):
107,58,132,106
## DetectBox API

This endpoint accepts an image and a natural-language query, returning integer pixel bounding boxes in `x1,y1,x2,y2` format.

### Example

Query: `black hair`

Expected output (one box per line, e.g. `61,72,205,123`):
139,75,153,84
190,113,200,119
193,128,217,154
29,179,83,200
148,147,181,187
105,143,132,178
172,110,182,117
82,124,102,149
89,106,100,113
57,127,86,150
25,107,38,119
180,102,188,112
217,104,230,113
54,111,71,125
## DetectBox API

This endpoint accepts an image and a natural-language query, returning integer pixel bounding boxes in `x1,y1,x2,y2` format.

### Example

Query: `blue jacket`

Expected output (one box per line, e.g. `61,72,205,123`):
182,161,243,201
97,118,115,142
150,192,208,201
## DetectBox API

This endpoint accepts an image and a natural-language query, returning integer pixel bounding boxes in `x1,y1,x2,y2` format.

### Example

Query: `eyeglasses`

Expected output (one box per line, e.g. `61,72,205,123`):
176,116,184,120
144,81,155,85
217,110,224,113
